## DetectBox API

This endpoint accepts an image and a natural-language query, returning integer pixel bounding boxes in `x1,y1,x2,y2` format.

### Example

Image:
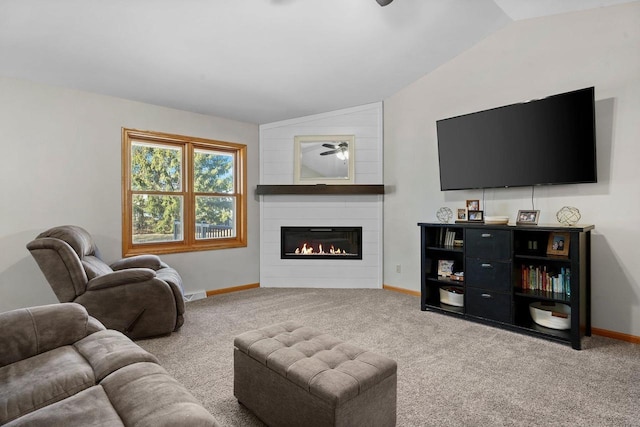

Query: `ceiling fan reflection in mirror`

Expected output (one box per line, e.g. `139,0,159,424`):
320,142,349,159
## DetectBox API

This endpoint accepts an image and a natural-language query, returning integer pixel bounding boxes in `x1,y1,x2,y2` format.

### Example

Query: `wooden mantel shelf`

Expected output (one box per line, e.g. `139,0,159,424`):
256,184,384,195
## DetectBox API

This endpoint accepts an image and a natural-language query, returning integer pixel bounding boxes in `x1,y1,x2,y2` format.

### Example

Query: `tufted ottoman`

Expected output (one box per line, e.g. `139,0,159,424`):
233,321,397,427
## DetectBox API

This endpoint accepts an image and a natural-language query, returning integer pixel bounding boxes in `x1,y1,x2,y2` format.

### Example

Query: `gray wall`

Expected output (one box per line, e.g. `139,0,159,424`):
383,3,640,336
0,77,260,312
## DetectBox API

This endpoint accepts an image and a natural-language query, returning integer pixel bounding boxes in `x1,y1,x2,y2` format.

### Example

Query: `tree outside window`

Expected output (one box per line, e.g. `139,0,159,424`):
122,129,247,255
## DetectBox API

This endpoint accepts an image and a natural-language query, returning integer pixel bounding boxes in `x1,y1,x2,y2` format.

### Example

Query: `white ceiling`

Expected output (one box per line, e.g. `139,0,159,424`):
0,0,633,124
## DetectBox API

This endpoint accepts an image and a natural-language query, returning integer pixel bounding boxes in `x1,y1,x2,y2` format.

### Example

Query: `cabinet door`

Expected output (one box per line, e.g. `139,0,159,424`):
465,259,511,291
466,288,512,323
466,229,511,260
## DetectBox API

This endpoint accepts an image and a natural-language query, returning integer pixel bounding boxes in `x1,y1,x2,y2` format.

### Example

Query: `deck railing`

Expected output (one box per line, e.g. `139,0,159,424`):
173,222,233,239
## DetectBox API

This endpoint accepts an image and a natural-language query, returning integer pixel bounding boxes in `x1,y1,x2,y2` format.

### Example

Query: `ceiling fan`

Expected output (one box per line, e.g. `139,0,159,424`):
320,142,348,156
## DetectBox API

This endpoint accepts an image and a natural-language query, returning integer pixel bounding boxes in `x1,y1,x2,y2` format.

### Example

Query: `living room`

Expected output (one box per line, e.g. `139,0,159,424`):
1,1,639,425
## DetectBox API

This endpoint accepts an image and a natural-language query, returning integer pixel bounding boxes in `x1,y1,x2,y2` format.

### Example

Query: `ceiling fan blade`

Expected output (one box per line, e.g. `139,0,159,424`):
322,143,337,149
320,149,339,156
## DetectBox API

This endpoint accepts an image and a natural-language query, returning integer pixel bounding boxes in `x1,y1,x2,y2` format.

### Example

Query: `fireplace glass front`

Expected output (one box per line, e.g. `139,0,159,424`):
281,227,362,260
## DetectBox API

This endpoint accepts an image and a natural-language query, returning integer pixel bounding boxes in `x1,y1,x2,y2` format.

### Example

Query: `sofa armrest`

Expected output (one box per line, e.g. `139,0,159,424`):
86,268,156,291
0,303,92,367
87,315,107,334
110,255,163,271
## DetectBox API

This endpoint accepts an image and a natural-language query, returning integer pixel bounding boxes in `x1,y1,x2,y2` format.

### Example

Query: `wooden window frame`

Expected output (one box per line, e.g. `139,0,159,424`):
122,128,247,256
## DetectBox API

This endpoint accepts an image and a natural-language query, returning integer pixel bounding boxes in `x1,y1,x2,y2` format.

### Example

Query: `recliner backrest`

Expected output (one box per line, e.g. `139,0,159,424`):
26,225,106,302
36,225,97,258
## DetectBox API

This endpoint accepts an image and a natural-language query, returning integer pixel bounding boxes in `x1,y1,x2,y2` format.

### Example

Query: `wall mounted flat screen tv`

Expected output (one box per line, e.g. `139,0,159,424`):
436,87,597,191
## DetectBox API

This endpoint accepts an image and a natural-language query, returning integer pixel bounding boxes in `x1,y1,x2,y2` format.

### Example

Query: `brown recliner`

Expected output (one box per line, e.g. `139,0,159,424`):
26,225,185,339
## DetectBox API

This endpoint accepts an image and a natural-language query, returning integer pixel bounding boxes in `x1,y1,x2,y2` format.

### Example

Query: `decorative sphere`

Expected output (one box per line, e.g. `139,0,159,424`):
556,206,581,226
436,207,453,223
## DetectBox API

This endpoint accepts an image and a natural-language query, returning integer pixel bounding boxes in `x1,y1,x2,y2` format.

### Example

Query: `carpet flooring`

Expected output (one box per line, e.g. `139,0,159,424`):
137,288,640,426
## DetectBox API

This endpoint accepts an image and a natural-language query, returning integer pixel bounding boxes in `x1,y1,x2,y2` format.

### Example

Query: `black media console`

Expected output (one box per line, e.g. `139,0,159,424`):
418,222,593,349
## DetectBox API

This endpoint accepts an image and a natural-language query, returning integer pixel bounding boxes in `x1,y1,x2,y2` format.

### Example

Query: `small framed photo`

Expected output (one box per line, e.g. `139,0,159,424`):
466,200,480,211
438,260,455,277
456,208,468,221
547,232,570,256
468,210,484,222
516,210,540,225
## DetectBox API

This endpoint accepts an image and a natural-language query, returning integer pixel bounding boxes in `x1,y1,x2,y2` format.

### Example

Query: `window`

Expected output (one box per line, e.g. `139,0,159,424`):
122,128,247,256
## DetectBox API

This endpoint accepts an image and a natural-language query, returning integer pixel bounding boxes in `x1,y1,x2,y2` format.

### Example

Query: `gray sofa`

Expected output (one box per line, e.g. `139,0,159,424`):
0,303,219,426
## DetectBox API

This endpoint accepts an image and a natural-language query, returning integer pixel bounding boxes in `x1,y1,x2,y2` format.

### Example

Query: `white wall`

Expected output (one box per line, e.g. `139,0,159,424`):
259,103,383,288
0,77,260,312
383,3,640,336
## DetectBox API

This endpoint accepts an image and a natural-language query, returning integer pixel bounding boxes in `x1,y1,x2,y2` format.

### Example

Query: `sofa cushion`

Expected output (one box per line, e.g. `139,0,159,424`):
0,303,93,368
82,256,113,280
4,386,124,427
101,362,219,426
74,329,159,381
0,346,94,424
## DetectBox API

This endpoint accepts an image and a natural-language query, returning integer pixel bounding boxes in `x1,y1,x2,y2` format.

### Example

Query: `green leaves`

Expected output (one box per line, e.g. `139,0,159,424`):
131,143,182,192
193,149,234,194
130,142,235,239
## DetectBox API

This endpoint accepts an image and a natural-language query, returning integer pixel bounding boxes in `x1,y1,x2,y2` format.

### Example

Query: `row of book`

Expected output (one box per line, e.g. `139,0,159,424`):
435,228,461,247
521,265,571,295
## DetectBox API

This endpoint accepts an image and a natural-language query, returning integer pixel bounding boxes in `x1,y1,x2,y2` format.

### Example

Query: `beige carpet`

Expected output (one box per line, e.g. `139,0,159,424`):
137,288,640,426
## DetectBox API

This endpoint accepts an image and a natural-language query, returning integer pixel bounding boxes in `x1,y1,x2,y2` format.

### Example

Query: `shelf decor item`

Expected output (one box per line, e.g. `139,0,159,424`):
450,271,464,281
516,210,540,225
436,207,453,223
467,210,484,222
547,232,570,256
437,260,455,277
529,302,571,330
439,287,464,307
556,206,581,226
456,208,468,222
466,200,480,211
485,215,509,225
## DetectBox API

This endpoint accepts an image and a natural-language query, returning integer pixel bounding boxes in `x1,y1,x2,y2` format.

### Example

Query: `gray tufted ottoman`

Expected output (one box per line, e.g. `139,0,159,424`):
234,321,397,427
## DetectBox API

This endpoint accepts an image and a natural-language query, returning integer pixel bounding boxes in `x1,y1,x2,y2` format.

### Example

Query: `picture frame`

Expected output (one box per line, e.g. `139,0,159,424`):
516,209,540,225
466,199,480,211
437,259,455,277
468,210,484,222
547,232,570,256
294,135,355,185
456,208,468,221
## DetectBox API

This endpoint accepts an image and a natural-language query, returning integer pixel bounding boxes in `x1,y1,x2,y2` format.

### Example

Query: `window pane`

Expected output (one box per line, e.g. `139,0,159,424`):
132,194,183,243
195,196,235,240
131,142,182,192
193,149,234,193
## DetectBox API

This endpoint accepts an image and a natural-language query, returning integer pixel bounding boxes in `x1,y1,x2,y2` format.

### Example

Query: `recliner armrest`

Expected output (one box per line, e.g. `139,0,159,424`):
110,255,163,271
86,268,156,291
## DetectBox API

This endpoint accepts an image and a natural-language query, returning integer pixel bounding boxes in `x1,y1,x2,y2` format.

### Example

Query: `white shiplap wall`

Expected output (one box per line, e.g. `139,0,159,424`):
259,102,383,288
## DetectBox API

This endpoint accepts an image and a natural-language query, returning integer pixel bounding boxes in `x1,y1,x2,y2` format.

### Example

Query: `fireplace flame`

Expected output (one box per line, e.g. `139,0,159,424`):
293,242,346,255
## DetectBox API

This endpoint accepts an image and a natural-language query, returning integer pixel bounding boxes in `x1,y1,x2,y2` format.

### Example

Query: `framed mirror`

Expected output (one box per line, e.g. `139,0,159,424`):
294,135,355,184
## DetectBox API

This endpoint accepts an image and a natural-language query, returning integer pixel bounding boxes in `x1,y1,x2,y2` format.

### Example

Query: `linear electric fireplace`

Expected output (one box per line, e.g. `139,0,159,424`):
281,226,362,260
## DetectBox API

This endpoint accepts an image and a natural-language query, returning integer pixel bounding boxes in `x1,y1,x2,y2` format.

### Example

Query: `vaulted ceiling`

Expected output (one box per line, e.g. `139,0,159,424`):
0,0,633,124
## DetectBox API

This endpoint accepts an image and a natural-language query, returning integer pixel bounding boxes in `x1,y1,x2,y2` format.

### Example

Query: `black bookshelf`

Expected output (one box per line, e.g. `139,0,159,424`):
418,222,593,349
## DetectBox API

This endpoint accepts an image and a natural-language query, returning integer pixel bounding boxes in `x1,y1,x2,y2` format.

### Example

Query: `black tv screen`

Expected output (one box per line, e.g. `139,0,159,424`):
436,87,597,191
